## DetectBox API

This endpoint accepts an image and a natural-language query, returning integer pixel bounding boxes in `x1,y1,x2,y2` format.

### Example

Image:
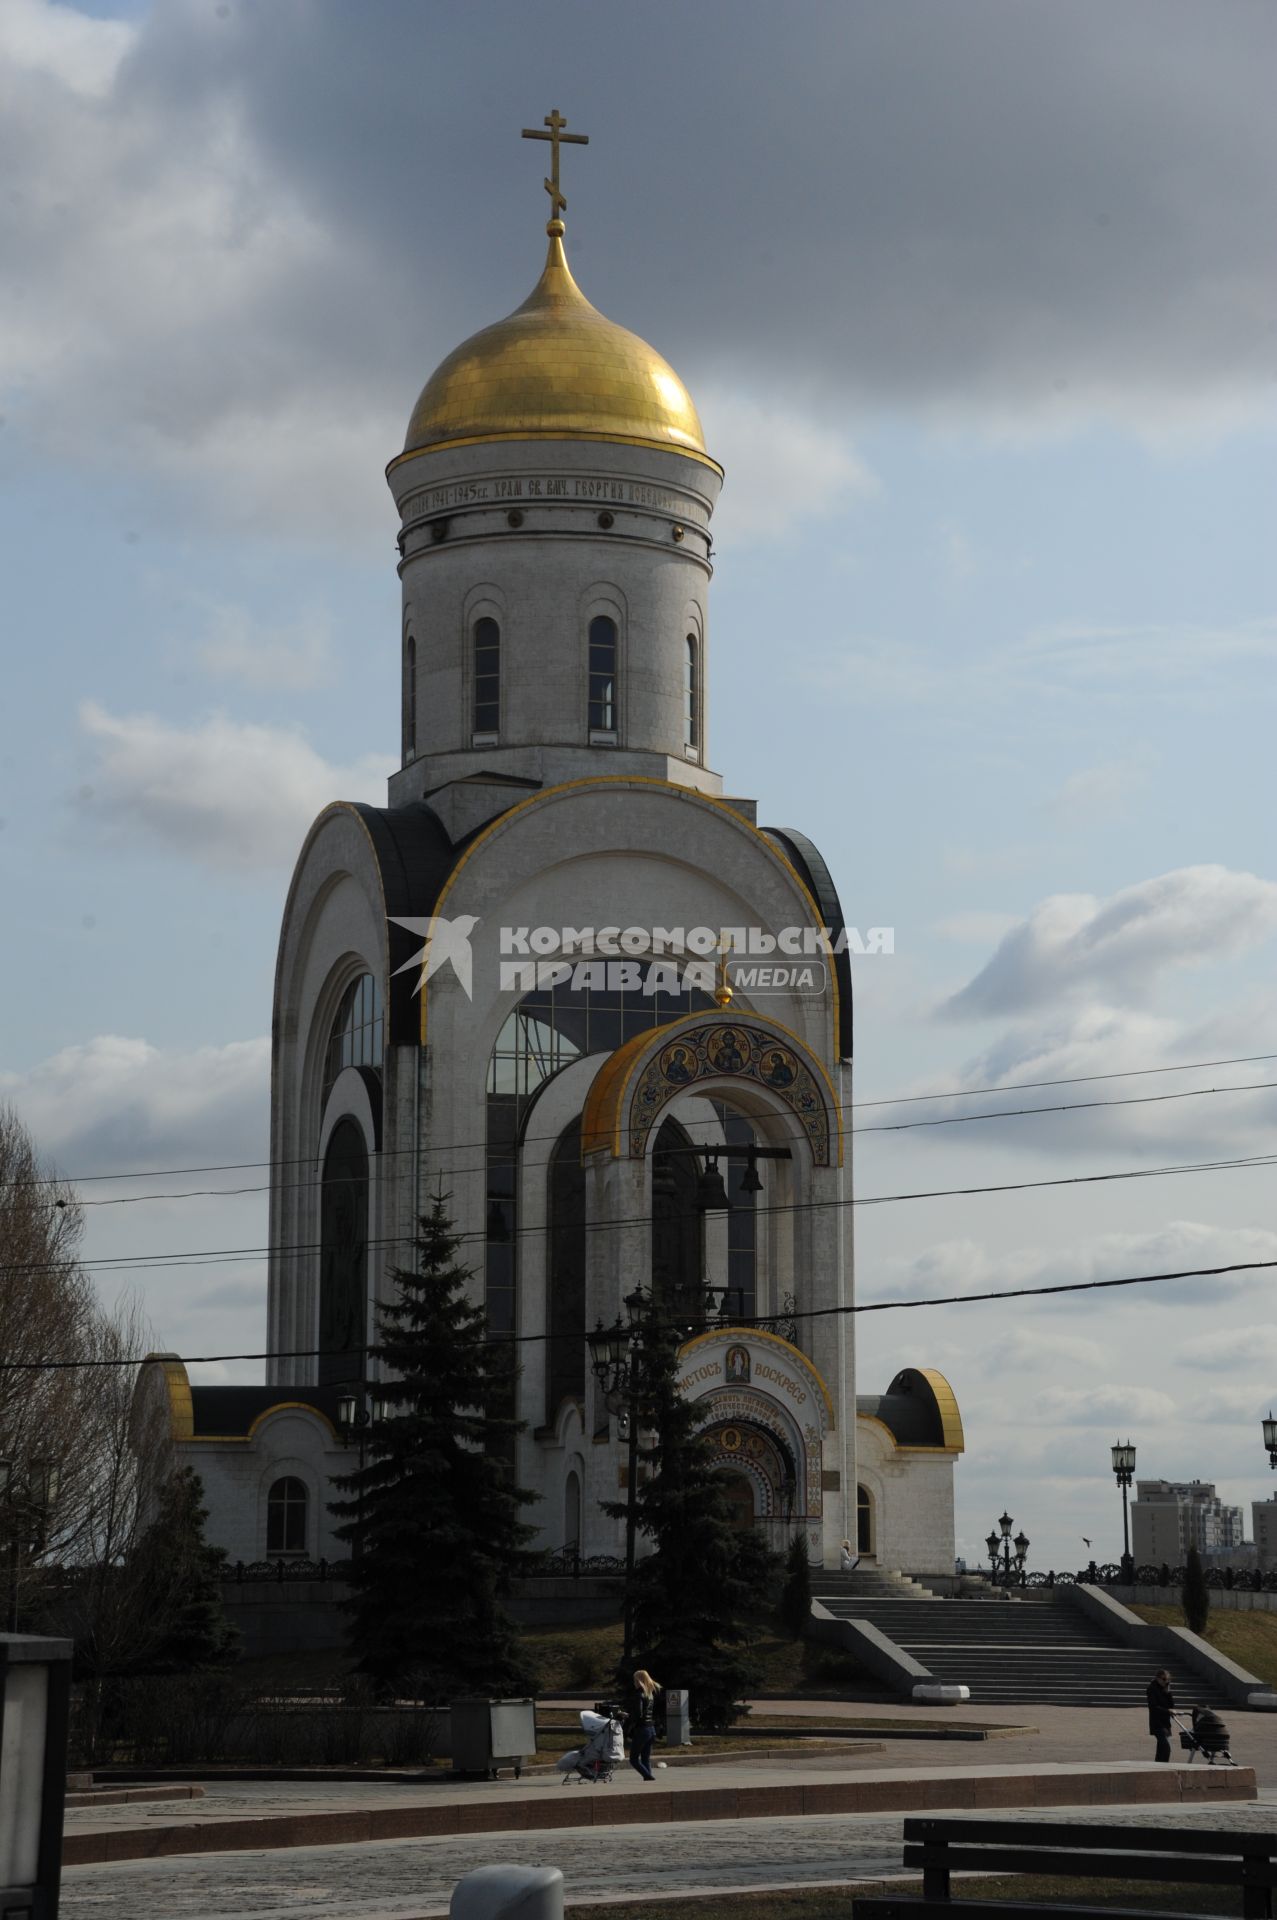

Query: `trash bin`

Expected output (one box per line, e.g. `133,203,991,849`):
664,1687,692,1746
449,1698,537,1779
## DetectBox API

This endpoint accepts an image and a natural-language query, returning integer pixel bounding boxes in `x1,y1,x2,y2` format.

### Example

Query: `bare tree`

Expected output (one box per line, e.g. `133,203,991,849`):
0,1106,172,1637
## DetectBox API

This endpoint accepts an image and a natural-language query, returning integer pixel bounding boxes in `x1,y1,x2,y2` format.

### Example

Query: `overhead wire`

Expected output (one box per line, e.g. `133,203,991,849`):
9,1047,1277,1191
3,1254,1276,1372
4,1146,1276,1277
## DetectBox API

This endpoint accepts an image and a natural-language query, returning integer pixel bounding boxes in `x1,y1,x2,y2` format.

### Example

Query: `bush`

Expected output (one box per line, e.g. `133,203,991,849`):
1182,1546,1210,1635
779,1533,813,1639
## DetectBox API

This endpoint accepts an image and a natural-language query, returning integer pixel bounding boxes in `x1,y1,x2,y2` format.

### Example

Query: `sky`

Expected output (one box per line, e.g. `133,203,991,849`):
1,0,1275,1574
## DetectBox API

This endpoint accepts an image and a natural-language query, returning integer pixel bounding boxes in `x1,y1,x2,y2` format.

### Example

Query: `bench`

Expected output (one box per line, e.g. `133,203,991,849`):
855,1816,1277,1919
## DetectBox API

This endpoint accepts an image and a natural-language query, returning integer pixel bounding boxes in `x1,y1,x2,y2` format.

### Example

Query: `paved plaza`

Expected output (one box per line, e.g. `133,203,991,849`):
59,1703,1277,1920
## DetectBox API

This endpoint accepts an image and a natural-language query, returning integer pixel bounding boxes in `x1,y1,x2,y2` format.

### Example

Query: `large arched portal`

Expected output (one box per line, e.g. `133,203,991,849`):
700,1417,798,1532
318,1117,368,1386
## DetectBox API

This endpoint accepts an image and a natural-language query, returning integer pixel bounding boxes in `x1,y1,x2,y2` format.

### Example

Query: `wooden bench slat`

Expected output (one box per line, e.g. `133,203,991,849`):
902,1843,1271,1887
902,1817,1277,1855
858,1900,1227,1920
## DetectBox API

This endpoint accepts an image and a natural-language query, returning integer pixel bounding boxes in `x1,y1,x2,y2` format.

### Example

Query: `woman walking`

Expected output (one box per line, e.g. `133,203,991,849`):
628,1669,662,1781
1146,1668,1174,1762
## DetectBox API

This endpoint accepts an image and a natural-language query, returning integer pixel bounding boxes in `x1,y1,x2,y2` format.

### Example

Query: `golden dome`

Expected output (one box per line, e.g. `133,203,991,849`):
401,223,716,468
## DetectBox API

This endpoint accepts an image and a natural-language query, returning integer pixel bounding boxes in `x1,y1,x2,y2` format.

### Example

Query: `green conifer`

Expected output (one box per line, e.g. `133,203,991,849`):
609,1301,778,1728
1182,1544,1211,1635
330,1195,539,1695
128,1467,238,1672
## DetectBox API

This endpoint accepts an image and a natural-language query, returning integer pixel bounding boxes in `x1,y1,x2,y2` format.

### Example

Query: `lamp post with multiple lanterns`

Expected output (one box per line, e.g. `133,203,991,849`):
1263,1413,1277,1470
985,1510,1029,1587
1112,1438,1136,1581
588,1285,655,1668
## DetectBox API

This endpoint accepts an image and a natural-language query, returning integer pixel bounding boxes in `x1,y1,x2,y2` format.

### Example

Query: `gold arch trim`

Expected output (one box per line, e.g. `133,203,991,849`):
416,774,844,1071
388,430,724,479
148,1352,194,1443
678,1325,836,1426
581,1010,839,1167
915,1367,965,1451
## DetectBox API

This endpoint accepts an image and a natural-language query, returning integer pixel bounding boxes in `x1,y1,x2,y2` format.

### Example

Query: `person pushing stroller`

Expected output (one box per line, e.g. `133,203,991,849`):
556,1705,627,1784
1177,1704,1235,1765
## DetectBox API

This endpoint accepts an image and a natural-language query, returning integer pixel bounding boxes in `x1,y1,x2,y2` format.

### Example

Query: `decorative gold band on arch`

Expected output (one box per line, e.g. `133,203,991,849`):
581,1014,835,1166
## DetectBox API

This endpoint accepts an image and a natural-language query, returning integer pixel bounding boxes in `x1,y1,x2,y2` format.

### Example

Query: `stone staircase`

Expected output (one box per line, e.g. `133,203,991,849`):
813,1587,1227,1707
811,1568,940,1601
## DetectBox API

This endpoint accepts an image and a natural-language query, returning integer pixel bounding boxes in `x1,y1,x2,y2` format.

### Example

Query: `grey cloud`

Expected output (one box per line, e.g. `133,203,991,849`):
1,0,1274,537
943,867,1277,1020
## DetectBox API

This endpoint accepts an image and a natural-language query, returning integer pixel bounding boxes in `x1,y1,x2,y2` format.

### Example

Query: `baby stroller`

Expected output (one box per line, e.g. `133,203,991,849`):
1176,1707,1237,1766
556,1707,626,1785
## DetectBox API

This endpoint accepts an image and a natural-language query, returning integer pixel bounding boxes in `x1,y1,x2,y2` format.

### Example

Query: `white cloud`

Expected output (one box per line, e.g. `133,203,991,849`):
869,1220,1277,1310
1039,1385,1177,1425
1045,755,1153,823
0,0,133,98
0,1033,269,1175
196,603,335,691
933,910,1021,946
1177,1326,1277,1373
77,702,394,870
943,866,1277,1020
697,386,877,548
1020,618,1277,690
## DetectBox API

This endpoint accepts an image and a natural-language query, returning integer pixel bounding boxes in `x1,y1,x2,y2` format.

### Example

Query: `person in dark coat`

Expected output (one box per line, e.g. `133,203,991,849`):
1146,1668,1174,1762
627,1668,662,1780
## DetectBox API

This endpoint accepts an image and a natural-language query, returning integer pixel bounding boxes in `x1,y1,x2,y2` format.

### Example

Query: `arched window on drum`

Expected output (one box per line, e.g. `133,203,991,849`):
473,616,500,738
684,632,700,756
588,615,618,739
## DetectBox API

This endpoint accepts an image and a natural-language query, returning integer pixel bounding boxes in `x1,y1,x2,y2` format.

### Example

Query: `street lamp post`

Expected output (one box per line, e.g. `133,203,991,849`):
1111,1439,1136,1582
588,1286,652,1669
336,1387,388,1560
0,1459,61,1635
985,1510,1029,1588
1263,1413,1277,1470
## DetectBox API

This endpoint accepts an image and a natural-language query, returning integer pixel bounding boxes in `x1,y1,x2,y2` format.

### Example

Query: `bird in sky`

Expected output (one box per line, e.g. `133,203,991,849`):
1082,1537,1092,1548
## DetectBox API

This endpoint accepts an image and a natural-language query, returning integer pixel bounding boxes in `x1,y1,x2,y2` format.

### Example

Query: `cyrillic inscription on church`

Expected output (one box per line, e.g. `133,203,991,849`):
402,476,706,518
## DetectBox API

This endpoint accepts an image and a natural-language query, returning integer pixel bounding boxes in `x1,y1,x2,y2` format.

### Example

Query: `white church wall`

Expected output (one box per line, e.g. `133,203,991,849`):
388,438,720,802
185,1409,352,1568
856,1418,957,1578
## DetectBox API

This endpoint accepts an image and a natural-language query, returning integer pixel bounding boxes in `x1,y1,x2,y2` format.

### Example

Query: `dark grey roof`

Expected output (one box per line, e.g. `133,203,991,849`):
761,827,853,1060
189,1383,348,1438
857,1369,948,1447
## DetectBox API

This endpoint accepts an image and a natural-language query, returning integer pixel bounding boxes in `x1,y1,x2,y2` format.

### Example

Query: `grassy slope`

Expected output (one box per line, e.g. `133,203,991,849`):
518,1616,864,1696
1130,1600,1277,1685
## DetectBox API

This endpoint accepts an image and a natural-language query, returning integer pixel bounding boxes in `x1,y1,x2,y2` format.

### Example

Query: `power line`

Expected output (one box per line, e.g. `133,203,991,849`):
5,1147,1276,1279
11,1047,1277,1191
4,1254,1275,1372
47,1072,1277,1211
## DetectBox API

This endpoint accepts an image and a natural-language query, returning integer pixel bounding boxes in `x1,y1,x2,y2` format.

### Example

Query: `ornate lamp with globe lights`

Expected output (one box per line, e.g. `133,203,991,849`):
1263,1413,1277,1471
1112,1439,1136,1582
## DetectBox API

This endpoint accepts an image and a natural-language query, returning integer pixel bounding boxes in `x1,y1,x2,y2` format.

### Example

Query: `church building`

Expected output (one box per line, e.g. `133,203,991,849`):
148,116,963,1584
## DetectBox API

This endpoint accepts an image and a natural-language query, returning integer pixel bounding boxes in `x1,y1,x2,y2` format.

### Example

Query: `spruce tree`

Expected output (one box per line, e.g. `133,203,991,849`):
330,1195,539,1696
609,1302,778,1728
127,1467,238,1672
779,1529,813,1639
1182,1544,1211,1635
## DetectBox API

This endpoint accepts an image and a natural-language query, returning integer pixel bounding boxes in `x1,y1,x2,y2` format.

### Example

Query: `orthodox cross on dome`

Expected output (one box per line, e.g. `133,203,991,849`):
522,108,589,223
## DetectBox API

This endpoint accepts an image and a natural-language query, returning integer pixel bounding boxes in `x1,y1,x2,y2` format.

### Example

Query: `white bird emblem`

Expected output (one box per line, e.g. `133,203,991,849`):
388,914,480,1000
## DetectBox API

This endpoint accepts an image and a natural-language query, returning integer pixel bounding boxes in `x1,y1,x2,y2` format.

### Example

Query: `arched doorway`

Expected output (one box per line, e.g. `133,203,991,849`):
319,1117,368,1386
651,1117,701,1309
564,1469,582,1552
716,1471,756,1531
857,1483,874,1557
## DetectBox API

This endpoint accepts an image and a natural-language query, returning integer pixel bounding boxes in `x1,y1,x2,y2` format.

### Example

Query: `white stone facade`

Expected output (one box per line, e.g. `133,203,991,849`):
152,210,963,1585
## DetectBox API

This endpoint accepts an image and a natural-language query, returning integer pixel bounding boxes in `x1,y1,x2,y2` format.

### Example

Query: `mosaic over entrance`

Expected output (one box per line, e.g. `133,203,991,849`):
629,1019,832,1164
